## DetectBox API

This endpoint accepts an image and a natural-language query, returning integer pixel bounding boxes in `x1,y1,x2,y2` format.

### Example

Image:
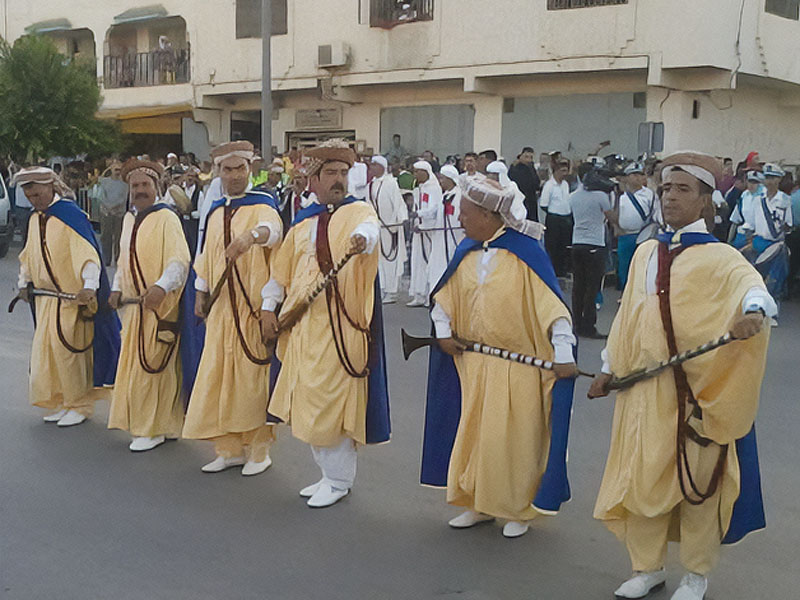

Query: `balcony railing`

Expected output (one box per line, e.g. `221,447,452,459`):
103,47,190,88
370,0,434,29
548,0,628,9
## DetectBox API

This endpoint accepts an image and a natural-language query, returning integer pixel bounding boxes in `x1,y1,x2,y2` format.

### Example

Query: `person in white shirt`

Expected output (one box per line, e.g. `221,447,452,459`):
368,155,408,303
347,157,369,200
728,171,766,249
539,160,573,277
407,160,443,307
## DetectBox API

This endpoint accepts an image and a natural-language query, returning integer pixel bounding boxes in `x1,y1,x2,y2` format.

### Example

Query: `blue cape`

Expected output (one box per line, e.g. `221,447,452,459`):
421,228,575,513
183,192,280,403
657,231,766,544
268,197,391,444
43,200,121,387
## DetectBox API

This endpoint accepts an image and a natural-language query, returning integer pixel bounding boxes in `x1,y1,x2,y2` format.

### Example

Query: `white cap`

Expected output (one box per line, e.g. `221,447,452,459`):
439,164,459,183
762,163,785,178
371,155,388,170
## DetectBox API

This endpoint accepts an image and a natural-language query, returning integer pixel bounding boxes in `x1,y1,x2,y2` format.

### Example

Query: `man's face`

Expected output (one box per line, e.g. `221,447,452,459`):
765,176,780,195
423,151,433,162
626,173,646,189
414,168,429,184
23,182,55,212
723,160,733,175
661,170,706,230
464,156,477,173
459,198,498,242
554,165,569,181
268,171,282,186
292,174,308,193
312,161,350,204
128,172,157,211
368,163,385,179
746,180,760,192
185,173,200,188
220,157,250,196
392,136,401,148
439,175,455,191
111,166,122,179
520,151,534,165
476,155,491,173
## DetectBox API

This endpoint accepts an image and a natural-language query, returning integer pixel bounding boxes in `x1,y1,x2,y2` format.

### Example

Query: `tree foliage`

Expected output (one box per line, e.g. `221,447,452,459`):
0,35,120,163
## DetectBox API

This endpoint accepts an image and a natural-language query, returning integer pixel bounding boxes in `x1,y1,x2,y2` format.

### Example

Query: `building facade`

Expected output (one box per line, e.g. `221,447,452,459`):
2,0,799,164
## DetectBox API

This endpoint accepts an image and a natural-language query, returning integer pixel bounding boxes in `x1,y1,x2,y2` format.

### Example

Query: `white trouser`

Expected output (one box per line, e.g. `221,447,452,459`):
311,436,357,490
379,255,402,295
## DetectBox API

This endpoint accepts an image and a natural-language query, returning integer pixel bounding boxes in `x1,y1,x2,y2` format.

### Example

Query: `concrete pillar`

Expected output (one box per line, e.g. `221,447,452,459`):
472,95,504,153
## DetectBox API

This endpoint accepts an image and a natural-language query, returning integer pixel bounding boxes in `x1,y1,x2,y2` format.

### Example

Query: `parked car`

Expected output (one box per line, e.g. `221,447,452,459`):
0,173,13,258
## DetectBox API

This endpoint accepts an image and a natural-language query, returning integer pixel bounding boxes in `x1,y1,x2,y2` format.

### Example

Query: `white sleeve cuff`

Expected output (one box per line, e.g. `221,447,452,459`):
430,302,452,339
254,222,281,248
81,262,101,290
111,270,122,293
261,278,285,311
353,221,380,254
195,276,209,293
155,261,188,293
600,347,612,375
551,317,576,364
18,264,31,289
742,286,778,318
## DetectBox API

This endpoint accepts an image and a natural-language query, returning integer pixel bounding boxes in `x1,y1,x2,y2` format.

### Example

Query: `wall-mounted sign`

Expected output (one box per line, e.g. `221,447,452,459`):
295,108,342,129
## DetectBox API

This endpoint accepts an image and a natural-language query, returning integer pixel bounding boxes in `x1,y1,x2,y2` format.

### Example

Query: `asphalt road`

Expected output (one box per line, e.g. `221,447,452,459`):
0,243,797,600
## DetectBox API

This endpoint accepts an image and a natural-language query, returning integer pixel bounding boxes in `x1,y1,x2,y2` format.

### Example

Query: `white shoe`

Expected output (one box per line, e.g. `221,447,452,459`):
614,570,667,599
201,455,246,473
43,409,68,423
382,293,397,304
670,573,707,600
299,479,324,498
241,455,272,476
56,410,87,427
129,435,166,452
406,296,426,307
502,521,529,538
447,510,494,529
307,483,350,508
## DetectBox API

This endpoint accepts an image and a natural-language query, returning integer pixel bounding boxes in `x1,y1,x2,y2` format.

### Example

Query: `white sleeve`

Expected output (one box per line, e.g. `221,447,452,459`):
431,302,452,338
111,269,122,293
18,263,31,288
81,261,101,290
551,317,576,364
194,276,209,293
600,347,612,375
742,286,778,318
154,260,188,293
260,278,285,311
539,183,552,208
352,221,380,254
254,222,281,248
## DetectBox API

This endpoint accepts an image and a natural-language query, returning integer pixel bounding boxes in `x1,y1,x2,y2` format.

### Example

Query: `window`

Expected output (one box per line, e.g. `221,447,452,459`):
235,0,288,38
370,0,435,28
547,0,628,9
765,0,799,20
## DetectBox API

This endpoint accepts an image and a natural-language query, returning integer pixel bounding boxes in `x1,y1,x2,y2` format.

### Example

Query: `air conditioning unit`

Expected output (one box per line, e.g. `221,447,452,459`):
318,42,349,69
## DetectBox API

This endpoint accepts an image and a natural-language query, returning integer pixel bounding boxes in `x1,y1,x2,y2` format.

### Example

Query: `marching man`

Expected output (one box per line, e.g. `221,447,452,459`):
261,140,391,509
183,141,283,476
367,155,407,304
589,152,775,600
421,178,577,538
13,167,120,427
407,160,443,307
107,159,190,452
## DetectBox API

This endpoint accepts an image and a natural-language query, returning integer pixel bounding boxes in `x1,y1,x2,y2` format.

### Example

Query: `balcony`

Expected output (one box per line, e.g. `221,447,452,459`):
103,47,190,88
370,0,435,29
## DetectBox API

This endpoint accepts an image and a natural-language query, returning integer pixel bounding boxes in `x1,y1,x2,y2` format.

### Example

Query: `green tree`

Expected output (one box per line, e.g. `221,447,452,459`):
0,35,120,163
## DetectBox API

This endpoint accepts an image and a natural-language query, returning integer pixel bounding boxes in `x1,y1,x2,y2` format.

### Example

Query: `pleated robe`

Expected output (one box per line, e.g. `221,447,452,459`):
20,212,103,414
182,201,282,442
108,208,190,438
594,239,770,544
269,201,380,447
433,248,571,521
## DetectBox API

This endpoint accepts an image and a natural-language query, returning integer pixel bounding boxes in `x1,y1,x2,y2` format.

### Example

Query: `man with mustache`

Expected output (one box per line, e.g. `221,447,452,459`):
261,139,391,508
107,159,191,452
183,141,283,476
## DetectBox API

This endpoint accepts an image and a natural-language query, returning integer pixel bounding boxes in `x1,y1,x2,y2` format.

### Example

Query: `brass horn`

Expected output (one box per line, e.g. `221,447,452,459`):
401,329,437,360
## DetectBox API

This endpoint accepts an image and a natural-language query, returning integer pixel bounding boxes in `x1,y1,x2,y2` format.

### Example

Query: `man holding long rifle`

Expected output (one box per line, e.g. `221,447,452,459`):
588,152,776,600
261,139,390,509
421,177,577,539
13,167,120,427
183,141,282,476
107,159,190,452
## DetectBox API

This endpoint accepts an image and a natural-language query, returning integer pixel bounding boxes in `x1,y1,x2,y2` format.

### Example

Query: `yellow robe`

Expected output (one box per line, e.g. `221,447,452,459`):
183,200,282,443
270,202,379,447
108,208,190,438
594,240,770,542
20,210,103,415
433,248,571,521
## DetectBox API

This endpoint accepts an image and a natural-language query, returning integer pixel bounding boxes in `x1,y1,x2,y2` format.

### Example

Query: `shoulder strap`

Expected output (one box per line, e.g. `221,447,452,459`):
625,191,649,223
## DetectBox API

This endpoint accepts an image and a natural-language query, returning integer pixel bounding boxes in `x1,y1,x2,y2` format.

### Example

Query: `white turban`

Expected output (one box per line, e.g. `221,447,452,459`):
413,160,434,178
371,155,388,171
439,164,459,184
486,161,511,187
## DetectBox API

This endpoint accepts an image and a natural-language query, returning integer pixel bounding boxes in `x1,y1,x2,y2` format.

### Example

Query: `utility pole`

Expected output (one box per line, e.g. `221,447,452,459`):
261,0,272,158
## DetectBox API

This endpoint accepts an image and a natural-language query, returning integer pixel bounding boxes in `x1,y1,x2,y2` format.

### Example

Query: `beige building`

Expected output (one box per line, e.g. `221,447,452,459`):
2,0,800,164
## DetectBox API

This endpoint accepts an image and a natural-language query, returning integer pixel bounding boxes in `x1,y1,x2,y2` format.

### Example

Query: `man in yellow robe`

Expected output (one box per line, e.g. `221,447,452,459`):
183,141,283,476
107,159,190,452
422,178,577,538
261,139,391,509
589,152,775,600
13,167,120,427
